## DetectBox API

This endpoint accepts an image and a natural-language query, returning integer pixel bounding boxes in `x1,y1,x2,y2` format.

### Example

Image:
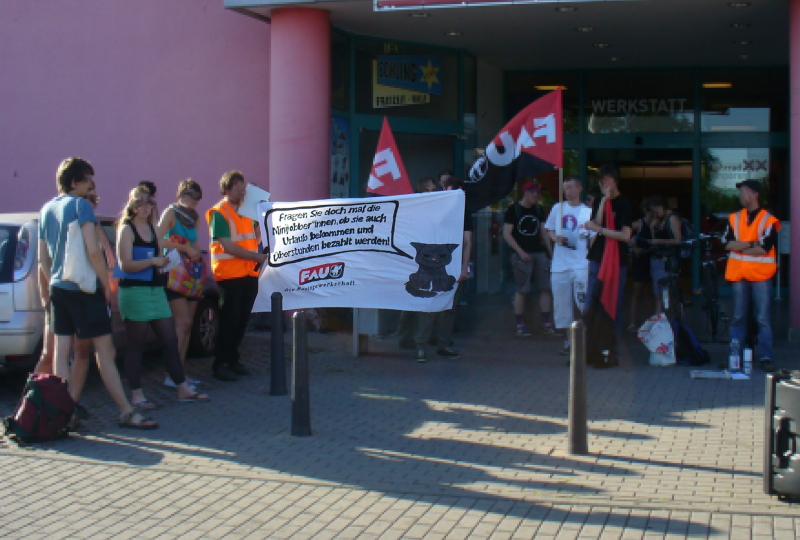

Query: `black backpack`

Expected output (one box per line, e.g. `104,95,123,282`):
673,320,711,366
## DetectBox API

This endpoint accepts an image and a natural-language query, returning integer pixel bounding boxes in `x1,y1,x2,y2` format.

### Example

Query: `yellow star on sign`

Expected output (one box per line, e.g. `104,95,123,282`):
420,60,440,91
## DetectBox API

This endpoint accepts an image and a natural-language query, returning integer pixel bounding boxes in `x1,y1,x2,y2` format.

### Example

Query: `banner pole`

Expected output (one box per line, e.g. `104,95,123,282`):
558,167,564,237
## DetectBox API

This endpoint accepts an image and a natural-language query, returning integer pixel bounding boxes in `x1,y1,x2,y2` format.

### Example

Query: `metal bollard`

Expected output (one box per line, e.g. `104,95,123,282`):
291,311,312,437
568,320,588,455
270,292,288,396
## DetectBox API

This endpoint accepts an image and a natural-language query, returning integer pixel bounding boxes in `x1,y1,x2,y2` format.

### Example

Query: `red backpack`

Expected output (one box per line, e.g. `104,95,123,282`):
3,373,75,443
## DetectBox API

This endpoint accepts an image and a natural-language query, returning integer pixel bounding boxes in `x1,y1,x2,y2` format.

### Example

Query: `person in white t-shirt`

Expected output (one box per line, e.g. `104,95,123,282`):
544,176,593,356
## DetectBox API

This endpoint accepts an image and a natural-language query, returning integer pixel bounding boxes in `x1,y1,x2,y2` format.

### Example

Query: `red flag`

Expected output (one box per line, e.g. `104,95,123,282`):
366,117,413,196
465,88,563,213
598,198,620,320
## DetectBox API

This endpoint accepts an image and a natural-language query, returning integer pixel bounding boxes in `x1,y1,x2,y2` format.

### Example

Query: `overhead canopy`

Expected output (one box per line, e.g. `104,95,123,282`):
226,0,788,70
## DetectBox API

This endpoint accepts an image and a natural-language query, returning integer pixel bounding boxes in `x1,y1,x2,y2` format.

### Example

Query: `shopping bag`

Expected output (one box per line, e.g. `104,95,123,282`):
165,234,205,299
62,202,96,293
637,313,676,367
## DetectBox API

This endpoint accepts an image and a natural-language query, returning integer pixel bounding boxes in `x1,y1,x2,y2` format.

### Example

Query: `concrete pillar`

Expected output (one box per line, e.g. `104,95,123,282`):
791,0,800,335
269,8,331,202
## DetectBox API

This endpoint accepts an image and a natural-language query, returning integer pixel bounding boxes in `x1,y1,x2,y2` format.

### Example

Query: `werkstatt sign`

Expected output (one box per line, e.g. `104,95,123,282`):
377,55,442,95
373,61,430,109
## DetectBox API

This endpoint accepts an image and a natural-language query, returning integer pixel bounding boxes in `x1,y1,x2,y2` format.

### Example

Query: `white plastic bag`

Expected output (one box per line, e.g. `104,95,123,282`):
62,215,96,294
638,313,675,367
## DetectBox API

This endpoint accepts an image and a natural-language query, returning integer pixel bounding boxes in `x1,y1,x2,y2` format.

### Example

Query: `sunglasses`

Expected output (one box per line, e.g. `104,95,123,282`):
181,191,202,201
134,199,154,208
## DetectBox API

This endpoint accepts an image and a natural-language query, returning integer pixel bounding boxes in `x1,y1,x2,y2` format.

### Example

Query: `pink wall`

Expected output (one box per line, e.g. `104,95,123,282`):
0,0,270,247
791,0,800,331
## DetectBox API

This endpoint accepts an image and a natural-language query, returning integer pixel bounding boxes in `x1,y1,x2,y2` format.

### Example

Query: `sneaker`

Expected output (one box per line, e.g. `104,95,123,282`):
760,358,776,373
516,324,532,337
416,349,427,363
559,342,571,356
437,347,461,359
540,323,556,335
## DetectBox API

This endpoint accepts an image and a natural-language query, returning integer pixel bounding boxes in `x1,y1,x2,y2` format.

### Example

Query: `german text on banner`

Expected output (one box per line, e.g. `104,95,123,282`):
253,190,465,313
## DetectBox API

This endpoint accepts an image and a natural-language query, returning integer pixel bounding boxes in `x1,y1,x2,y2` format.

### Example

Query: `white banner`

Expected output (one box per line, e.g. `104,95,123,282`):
253,191,465,313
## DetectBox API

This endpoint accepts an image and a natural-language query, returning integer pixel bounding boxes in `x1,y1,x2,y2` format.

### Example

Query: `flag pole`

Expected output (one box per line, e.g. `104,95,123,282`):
557,167,564,237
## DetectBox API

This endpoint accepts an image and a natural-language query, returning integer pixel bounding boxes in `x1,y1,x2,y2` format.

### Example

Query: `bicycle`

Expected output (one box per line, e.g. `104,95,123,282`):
643,245,685,324
688,233,730,343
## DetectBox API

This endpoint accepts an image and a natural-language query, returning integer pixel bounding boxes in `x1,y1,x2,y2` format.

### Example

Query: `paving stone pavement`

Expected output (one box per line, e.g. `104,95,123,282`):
2,295,800,538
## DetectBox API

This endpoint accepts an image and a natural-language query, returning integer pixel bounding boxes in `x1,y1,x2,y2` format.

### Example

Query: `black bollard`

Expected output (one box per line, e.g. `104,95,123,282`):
568,320,588,455
270,292,288,396
291,311,312,437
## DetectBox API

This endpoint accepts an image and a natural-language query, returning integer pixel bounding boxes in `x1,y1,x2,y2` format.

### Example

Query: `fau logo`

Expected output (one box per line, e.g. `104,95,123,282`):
299,262,345,285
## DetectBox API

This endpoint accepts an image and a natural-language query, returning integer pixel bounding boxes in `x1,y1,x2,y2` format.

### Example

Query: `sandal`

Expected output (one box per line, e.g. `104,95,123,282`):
177,392,210,403
119,410,159,430
131,399,157,411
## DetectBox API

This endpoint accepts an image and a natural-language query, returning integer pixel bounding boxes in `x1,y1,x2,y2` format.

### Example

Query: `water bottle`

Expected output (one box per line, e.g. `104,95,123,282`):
743,348,753,376
729,338,741,372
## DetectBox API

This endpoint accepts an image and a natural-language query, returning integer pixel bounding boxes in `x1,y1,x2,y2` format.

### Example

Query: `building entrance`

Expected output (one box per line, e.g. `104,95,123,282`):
587,149,694,221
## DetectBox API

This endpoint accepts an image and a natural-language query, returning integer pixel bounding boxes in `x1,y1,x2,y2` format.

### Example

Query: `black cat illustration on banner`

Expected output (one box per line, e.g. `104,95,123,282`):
405,242,458,298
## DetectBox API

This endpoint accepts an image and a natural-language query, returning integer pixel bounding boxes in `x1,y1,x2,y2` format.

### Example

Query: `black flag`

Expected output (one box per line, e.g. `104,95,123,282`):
464,89,563,215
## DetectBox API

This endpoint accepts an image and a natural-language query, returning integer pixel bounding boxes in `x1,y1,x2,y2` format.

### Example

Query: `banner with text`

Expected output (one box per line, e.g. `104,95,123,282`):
253,191,465,313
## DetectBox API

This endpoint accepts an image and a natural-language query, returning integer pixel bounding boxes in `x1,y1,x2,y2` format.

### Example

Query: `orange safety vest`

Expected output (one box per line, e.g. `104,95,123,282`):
206,200,260,280
725,209,780,282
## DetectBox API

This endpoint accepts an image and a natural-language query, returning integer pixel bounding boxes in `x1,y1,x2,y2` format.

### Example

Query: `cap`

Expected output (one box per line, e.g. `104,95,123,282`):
522,180,541,193
735,179,762,194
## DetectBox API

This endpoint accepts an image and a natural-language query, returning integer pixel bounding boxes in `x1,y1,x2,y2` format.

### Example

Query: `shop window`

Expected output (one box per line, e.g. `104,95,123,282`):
332,31,349,111
701,148,788,225
505,72,579,134
700,68,789,133
354,40,459,122
584,71,694,133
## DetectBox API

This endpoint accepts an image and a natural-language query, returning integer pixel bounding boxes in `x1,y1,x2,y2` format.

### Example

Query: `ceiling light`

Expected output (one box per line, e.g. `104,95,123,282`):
730,23,751,28
535,86,567,91
410,12,429,18
739,54,751,60
593,43,610,48
575,27,594,32
555,6,577,12
734,39,751,45
445,31,462,36
727,2,750,6
610,56,621,61
703,83,733,88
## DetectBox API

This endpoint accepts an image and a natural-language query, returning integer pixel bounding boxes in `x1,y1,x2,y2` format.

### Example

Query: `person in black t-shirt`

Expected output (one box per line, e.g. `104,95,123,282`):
503,179,554,337
584,164,633,363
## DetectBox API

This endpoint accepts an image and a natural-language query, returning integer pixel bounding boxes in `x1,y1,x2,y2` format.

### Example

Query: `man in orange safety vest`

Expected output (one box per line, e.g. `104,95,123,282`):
723,179,781,372
206,171,268,381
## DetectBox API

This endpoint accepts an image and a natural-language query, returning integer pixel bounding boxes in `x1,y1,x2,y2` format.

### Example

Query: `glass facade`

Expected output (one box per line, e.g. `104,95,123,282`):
584,70,695,133
700,68,789,133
